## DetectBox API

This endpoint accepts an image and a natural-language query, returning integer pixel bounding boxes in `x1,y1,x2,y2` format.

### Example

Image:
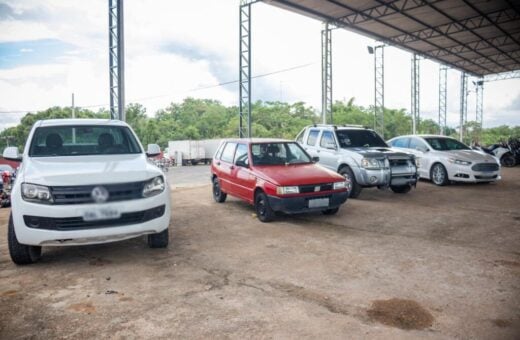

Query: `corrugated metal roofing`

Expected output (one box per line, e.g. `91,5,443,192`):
263,0,520,76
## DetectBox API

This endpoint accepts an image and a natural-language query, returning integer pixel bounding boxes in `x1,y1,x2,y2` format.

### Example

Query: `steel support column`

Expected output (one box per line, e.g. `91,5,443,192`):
411,53,420,134
438,65,448,135
459,72,468,141
321,23,333,124
374,45,384,138
239,2,252,138
476,79,484,127
108,0,125,121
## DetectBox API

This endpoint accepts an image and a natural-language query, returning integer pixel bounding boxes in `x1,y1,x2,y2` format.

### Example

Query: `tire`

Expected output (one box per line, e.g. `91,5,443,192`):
390,185,412,194
500,153,516,167
322,207,339,215
339,166,362,198
212,177,227,203
8,213,42,265
430,163,449,186
147,228,169,248
191,160,199,166
255,191,275,222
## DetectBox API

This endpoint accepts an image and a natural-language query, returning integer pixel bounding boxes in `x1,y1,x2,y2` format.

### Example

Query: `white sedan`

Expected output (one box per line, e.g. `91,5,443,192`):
387,135,500,186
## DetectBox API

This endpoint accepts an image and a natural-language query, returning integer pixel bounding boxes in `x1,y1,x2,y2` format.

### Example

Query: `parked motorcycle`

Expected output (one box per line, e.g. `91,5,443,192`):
472,140,518,167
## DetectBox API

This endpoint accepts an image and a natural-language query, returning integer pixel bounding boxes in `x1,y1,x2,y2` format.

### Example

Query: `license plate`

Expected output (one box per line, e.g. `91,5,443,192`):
83,207,121,221
308,198,329,208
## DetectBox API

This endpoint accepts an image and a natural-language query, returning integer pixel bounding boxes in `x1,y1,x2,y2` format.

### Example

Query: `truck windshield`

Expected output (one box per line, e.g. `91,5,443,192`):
251,142,312,165
29,125,142,157
424,137,470,151
336,130,387,148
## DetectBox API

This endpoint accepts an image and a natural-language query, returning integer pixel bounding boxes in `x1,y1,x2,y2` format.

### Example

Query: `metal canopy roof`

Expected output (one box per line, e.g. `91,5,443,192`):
263,0,520,77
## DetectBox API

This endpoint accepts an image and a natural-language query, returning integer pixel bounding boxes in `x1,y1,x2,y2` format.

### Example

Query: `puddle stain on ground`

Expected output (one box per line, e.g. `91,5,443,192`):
1,290,18,297
367,298,434,330
492,319,512,328
68,302,96,314
88,257,112,266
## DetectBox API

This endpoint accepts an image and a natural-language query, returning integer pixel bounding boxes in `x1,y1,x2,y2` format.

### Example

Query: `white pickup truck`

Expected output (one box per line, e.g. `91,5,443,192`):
3,119,171,264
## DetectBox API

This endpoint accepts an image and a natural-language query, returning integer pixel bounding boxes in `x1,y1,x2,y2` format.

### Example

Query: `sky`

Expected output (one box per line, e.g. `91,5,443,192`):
0,0,519,133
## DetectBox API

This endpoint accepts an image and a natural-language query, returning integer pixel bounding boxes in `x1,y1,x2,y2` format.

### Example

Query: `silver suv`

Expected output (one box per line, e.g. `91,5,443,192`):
296,125,418,198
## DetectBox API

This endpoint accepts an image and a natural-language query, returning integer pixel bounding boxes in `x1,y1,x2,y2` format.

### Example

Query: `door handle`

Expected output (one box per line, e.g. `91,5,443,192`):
317,150,320,153
230,165,235,170
216,161,221,166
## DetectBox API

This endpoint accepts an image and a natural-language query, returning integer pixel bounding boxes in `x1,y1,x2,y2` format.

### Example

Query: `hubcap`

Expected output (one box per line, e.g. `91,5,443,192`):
342,173,353,192
213,181,220,197
433,166,444,184
257,197,266,216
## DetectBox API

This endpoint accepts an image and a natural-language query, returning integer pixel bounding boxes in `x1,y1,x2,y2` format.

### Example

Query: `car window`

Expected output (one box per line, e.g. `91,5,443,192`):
214,142,225,159
391,138,409,148
220,142,237,163
0,165,14,172
251,142,311,165
409,138,427,150
424,137,470,151
29,125,142,157
295,130,305,144
234,143,249,166
320,131,337,148
336,129,387,148
306,130,319,146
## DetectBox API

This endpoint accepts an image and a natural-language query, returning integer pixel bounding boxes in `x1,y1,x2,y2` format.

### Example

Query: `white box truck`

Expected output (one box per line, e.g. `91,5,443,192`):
168,140,205,166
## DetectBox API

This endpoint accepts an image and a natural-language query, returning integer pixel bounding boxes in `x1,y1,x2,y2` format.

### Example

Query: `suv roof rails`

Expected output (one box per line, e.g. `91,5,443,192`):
342,124,366,128
312,124,337,129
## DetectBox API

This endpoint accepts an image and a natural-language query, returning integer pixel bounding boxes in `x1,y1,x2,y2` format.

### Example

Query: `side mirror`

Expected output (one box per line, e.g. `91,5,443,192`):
3,147,22,161
236,159,249,168
324,142,337,150
416,146,428,153
146,144,161,157
312,156,320,163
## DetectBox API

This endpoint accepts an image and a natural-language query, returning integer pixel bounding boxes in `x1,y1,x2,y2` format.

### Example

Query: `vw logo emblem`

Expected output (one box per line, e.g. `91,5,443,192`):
91,186,109,203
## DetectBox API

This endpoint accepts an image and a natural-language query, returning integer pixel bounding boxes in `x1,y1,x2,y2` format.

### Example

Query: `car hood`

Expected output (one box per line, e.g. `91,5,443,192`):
345,147,413,159
440,149,498,163
21,154,162,186
253,163,344,186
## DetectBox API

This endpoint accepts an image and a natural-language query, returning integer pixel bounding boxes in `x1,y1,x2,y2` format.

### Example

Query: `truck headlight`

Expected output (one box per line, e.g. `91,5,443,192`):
276,186,299,195
448,158,472,166
333,181,347,190
415,157,421,168
361,158,382,169
143,176,165,197
22,183,53,204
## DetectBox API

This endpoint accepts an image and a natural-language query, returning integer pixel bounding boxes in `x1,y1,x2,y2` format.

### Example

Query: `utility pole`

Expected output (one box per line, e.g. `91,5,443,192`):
72,93,76,144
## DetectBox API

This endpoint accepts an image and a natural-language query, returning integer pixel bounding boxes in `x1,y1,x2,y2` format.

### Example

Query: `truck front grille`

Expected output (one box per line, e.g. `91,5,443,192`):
51,181,145,205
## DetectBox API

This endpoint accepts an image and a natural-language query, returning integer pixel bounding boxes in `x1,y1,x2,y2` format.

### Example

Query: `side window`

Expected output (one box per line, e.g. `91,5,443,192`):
392,138,409,148
320,131,337,148
234,143,249,166
215,142,225,159
295,130,305,143
220,142,237,163
307,130,319,146
409,138,426,150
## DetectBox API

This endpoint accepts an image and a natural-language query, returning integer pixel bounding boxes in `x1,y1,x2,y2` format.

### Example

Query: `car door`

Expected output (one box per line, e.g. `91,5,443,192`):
318,130,339,171
215,142,237,195
303,129,321,158
408,137,431,178
231,143,256,203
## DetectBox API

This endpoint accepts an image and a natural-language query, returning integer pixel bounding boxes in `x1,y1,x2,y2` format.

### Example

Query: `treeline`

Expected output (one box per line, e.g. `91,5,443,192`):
1,97,518,150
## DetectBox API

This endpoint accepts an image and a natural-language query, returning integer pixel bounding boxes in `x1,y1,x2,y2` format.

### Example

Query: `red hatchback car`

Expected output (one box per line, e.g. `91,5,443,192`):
211,139,349,222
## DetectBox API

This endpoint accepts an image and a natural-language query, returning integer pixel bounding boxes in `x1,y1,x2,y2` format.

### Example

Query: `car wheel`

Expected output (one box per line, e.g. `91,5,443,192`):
255,191,275,222
212,177,227,203
430,163,449,186
390,185,412,194
8,213,42,265
339,166,362,198
322,207,339,215
147,228,169,248
500,153,516,167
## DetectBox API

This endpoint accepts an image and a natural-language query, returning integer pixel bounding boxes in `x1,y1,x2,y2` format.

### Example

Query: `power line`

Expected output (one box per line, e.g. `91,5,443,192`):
0,61,317,114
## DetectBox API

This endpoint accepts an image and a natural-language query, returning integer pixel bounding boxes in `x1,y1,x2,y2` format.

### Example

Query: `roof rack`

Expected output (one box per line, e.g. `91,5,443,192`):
342,124,365,128
312,124,337,129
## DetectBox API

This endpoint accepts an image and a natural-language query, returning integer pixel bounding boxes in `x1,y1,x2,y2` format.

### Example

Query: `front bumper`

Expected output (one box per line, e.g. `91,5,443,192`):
267,191,348,214
11,188,171,246
355,165,417,187
448,167,501,183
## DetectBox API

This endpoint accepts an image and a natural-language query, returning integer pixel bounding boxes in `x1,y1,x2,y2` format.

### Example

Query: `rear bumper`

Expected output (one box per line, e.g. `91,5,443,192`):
267,191,348,214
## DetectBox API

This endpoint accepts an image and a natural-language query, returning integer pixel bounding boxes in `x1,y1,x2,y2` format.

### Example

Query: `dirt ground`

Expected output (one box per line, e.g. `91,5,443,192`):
1,167,519,339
